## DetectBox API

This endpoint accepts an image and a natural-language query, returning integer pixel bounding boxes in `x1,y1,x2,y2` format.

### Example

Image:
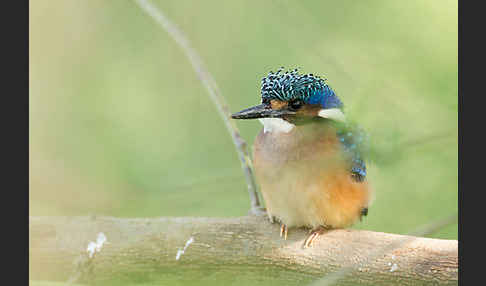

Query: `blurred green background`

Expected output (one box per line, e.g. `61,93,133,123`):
29,0,457,245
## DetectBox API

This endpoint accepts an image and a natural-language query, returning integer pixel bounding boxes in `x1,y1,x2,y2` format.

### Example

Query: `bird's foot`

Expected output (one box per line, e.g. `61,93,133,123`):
280,223,288,240
303,225,328,248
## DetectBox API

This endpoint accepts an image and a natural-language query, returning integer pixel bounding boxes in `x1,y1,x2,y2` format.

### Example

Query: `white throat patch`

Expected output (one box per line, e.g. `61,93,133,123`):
258,118,295,133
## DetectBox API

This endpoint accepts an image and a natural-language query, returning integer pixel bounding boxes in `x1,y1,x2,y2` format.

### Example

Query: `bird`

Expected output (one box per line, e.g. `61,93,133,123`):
231,68,372,248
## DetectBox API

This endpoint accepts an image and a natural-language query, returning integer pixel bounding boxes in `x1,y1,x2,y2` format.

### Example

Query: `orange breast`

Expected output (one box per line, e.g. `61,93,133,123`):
253,122,372,229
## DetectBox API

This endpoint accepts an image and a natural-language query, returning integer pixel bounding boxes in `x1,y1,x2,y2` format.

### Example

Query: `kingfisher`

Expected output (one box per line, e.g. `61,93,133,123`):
231,68,372,248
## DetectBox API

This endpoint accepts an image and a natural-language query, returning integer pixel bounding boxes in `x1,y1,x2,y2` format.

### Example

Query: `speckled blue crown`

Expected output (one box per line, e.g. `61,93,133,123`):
260,68,343,109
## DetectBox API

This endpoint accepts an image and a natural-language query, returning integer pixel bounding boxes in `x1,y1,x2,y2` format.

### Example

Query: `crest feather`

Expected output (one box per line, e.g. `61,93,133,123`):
260,68,342,109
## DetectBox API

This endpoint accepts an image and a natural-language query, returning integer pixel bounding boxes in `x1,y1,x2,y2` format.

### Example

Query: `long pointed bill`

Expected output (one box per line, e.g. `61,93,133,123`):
231,104,296,119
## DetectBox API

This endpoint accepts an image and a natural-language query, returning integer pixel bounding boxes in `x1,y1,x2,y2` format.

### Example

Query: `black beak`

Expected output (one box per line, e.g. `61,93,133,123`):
231,104,296,119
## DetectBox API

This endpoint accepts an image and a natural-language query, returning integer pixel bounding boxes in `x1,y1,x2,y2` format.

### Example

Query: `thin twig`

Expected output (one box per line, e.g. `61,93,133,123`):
309,213,458,286
133,0,262,213
399,129,456,150
408,213,458,237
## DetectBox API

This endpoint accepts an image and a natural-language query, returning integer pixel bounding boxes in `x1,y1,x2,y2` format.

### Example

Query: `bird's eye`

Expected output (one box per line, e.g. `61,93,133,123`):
289,100,302,110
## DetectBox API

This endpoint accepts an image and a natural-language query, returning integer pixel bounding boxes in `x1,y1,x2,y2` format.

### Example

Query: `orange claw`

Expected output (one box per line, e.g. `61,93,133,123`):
280,224,288,240
303,225,328,248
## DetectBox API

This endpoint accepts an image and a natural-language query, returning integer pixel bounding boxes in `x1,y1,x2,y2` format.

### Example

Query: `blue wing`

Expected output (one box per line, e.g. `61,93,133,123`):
336,124,368,182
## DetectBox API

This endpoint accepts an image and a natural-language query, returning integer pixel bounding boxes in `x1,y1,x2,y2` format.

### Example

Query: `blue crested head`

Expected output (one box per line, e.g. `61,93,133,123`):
260,68,343,110
231,68,346,122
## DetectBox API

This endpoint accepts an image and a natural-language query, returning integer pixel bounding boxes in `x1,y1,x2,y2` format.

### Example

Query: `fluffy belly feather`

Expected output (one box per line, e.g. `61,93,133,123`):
253,123,371,229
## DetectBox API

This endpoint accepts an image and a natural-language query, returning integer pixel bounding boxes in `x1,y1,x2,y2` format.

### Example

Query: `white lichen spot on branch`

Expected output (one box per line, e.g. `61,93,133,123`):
387,255,398,272
86,232,107,258
176,236,194,261
387,261,398,272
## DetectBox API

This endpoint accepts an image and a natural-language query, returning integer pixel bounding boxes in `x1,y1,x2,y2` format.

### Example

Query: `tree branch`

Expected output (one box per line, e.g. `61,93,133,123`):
29,216,458,285
133,0,262,213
